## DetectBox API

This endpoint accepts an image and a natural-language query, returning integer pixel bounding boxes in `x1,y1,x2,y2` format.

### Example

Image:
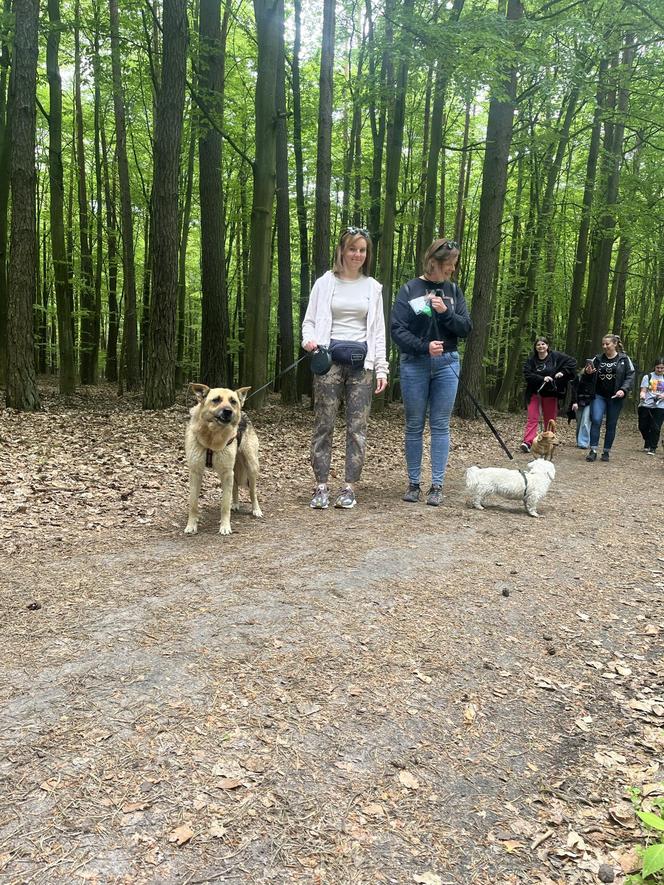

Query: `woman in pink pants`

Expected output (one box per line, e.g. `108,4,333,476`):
520,337,576,453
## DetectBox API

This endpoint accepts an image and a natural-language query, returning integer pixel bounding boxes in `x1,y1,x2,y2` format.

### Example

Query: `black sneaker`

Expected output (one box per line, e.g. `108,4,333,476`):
600,450,610,462
586,450,597,462
645,448,655,456
402,483,421,503
520,442,531,453
426,485,443,506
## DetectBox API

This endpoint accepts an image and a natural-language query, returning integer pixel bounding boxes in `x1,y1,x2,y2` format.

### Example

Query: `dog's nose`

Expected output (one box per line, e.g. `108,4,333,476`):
217,407,233,422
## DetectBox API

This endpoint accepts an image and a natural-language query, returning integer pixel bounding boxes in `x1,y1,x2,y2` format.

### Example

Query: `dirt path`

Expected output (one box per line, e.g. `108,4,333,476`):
1,388,662,884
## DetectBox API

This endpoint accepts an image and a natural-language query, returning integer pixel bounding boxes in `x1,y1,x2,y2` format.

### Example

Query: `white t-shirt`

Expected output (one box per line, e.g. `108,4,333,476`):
640,372,664,409
330,276,371,342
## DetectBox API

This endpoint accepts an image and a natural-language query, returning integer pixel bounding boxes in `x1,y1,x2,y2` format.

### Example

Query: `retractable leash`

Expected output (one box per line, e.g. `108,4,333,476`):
244,353,309,403
421,286,514,461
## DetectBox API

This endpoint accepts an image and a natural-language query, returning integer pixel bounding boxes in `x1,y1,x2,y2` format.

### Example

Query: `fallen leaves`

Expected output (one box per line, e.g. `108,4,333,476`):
168,823,194,846
398,771,420,790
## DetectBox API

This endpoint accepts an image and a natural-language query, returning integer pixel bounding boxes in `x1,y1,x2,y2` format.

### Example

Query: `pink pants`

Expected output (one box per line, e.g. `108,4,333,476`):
523,395,558,445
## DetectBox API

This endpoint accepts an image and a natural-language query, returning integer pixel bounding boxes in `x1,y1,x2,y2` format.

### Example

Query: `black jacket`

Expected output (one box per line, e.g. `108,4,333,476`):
586,351,635,396
390,278,472,356
523,350,576,401
566,370,596,422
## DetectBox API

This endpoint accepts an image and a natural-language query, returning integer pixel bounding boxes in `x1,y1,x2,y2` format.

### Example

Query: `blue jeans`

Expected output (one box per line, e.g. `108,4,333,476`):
400,351,460,486
589,395,624,451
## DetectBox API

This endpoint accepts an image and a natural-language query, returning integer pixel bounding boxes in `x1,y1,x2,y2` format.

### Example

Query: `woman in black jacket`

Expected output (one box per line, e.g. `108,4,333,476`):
584,333,635,462
520,337,576,453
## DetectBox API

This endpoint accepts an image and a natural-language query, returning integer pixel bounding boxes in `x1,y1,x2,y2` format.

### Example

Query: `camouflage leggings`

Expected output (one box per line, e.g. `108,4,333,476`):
311,364,374,483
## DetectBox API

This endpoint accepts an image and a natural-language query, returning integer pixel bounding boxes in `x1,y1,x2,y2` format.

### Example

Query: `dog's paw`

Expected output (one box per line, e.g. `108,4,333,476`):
184,522,198,534
231,502,240,512
527,511,540,518
218,524,232,535
252,507,263,518
471,503,484,510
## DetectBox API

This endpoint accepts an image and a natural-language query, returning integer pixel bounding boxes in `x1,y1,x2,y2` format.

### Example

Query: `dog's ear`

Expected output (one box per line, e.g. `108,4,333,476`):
547,420,556,433
190,383,210,403
235,386,251,406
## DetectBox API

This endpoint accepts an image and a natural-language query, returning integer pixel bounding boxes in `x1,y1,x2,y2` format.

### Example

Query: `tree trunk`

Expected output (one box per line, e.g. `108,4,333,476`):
177,114,196,387
143,0,188,409
584,38,634,351
366,0,387,273
46,0,76,394
311,0,335,282
0,0,11,386
6,0,40,410
74,1,97,384
564,59,606,357
109,0,140,389
293,0,311,399
243,0,282,406
198,0,229,387
92,0,104,375
101,121,119,382
275,7,296,404
458,0,523,419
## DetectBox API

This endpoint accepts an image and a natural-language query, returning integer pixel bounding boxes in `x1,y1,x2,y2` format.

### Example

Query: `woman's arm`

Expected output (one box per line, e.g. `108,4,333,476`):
390,283,430,355
301,277,322,348
371,284,389,379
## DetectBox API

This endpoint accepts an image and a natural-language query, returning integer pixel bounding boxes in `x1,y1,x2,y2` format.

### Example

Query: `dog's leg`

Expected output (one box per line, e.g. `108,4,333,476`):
247,471,263,519
185,469,204,534
524,496,540,517
471,494,485,510
218,465,234,535
232,478,240,512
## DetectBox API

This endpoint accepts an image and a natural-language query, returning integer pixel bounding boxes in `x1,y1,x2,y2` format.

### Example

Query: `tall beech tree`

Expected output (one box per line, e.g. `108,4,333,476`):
6,0,40,410
243,0,282,406
143,0,188,409
312,0,335,281
46,0,76,394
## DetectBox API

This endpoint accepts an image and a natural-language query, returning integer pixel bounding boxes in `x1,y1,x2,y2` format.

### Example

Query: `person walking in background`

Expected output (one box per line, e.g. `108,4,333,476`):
637,356,664,454
390,238,472,506
567,367,595,449
584,333,635,462
520,337,576,453
302,227,389,510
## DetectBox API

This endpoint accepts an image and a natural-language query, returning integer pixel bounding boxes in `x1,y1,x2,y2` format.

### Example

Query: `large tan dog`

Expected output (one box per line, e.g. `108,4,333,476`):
185,384,263,535
530,419,559,461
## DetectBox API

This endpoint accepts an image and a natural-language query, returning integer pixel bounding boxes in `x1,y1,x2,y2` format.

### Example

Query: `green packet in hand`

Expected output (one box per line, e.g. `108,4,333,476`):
409,295,432,317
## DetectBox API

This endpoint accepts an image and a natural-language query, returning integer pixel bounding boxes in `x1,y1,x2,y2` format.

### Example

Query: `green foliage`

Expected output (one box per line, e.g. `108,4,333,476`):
627,790,664,884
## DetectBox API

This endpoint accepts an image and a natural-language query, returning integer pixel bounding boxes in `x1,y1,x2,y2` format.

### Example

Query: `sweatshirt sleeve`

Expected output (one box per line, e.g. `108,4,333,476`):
523,355,540,385
556,351,577,378
436,284,473,339
301,277,321,346
390,283,430,355
372,282,389,378
620,355,635,393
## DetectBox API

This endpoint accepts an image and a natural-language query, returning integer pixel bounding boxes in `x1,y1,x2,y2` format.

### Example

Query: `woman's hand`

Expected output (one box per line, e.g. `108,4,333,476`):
429,340,444,356
303,341,318,352
612,389,625,399
572,403,578,412
543,375,553,384
375,377,388,395
429,294,447,314
554,372,564,379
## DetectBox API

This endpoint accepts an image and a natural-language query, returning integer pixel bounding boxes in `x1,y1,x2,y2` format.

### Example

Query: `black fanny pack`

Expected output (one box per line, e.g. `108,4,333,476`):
329,339,367,367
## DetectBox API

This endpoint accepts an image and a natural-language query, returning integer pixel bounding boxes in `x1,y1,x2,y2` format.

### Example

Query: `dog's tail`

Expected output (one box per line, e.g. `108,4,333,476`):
465,466,480,486
546,419,556,433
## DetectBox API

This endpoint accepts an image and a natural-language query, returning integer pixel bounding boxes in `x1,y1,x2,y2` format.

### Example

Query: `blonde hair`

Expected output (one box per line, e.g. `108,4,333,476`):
603,333,623,352
332,230,372,276
422,238,460,277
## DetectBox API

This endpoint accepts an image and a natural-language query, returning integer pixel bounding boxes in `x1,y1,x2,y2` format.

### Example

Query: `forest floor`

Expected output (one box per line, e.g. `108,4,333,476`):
0,381,662,885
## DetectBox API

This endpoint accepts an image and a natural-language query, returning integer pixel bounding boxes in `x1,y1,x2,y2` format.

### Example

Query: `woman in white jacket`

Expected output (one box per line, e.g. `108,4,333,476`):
302,227,389,510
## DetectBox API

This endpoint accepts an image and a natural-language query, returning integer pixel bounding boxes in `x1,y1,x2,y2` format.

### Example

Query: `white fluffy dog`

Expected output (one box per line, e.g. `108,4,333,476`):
465,459,555,518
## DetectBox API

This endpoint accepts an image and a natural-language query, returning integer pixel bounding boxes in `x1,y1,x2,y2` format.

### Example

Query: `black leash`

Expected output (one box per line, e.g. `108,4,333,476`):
244,353,309,403
448,358,514,460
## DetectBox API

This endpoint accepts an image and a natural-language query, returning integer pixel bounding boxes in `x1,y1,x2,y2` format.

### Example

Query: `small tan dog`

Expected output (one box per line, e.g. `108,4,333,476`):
530,419,558,461
185,384,263,535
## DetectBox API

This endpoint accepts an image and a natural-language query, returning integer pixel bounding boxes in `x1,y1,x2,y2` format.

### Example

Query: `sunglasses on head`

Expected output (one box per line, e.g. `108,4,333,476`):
434,240,460,255
342,226,370,239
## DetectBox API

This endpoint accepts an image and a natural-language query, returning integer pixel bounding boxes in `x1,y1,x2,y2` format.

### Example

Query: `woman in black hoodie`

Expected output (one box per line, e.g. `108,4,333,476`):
520,337,576,453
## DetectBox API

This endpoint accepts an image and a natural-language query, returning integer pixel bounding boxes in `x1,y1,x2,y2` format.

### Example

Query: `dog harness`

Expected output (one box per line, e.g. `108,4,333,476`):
518,469,529,503
205,414,248,468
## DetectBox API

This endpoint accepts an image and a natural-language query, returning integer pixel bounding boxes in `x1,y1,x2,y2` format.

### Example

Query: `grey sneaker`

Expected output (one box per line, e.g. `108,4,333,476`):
310,485,329,509
334,486,356,509
402,483,421,503
426,485,443,506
